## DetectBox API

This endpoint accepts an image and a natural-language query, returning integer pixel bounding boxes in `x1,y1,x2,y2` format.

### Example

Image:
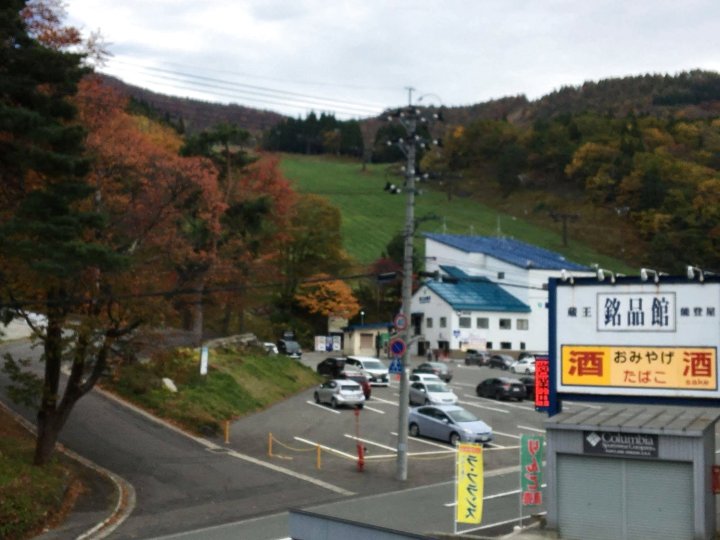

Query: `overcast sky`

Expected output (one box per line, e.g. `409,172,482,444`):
65,0,720,119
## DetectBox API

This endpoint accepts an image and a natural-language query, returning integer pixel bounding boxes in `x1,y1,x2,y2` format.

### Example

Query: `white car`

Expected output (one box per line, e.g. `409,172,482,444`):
409,380,458,406
313,379,365,409
345,356,389,386
511,357,536,374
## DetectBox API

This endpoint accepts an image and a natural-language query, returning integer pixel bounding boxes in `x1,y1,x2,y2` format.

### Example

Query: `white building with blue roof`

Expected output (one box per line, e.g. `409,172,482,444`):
409,234,592,355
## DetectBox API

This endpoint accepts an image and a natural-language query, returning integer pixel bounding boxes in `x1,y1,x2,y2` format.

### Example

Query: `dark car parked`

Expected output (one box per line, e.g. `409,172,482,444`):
464,349,489,366
487,354,515,370
277,339,302,359
412,361,453,383
519,376,535,400
316,357,347,378
476,377,527,401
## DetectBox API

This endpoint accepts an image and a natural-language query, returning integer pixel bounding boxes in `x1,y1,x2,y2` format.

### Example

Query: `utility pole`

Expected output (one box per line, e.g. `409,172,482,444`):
384,97,442,481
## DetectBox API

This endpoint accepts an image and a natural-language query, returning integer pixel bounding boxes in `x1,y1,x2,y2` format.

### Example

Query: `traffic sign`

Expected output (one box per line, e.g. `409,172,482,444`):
389,357,403,374
394,313,408,331
389,337,407,357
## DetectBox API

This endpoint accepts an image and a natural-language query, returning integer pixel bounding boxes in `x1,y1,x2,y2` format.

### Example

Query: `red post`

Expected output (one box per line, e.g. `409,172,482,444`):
357,443,365,472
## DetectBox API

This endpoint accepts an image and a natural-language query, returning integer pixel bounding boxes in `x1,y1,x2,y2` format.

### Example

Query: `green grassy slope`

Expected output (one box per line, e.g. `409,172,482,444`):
280,154,633,273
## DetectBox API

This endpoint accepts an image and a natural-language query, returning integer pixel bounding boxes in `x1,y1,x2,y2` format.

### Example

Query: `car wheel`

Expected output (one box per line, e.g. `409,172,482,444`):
314,392,320,404
495,390,503,400
357,404,364,409
449,432,461,447
331,398,338,409
409,423,420,437
424,398,431,405
475,385,482,396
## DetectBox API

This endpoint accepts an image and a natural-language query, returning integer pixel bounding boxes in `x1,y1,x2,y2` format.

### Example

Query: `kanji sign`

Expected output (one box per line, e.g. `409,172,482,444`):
534,357,550,410
520,435,544,506
554,280,720,400
456,443,483,524
561,345,717,390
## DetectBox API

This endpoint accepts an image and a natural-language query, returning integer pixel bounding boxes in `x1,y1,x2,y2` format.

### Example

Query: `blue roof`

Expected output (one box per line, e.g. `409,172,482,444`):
424,233,590,271
424,273,531,313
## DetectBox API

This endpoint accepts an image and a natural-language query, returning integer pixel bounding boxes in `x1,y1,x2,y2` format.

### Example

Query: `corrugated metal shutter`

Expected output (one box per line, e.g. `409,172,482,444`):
626,460,693,540
558,455,623,540
557,454,694,540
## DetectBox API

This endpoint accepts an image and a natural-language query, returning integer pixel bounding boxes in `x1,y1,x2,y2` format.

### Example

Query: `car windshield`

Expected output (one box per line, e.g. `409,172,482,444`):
362,360,385,369
284,341,301,351
447,408,479,423
426,383,448,392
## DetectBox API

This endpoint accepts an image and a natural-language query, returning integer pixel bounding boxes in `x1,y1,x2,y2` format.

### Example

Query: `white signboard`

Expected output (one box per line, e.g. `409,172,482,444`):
554,281,720,399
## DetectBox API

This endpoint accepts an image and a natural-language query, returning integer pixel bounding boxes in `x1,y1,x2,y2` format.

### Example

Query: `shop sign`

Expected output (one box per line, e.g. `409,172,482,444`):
583,430,658,458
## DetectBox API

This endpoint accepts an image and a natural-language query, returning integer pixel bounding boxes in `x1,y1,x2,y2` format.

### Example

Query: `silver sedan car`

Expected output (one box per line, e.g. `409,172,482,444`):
409,381,458,406
313,379,365,409
408,405,493,446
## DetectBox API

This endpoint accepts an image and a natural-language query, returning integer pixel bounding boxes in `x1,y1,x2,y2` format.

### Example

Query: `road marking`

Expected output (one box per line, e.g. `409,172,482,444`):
306,400,340,414
391,431,457,451
458,399,510,413
451,382,476,388
493,430,521,440
362,405,386,414
294,436,357,460
344,434,397,452
370,396,399,406
518,424,545,433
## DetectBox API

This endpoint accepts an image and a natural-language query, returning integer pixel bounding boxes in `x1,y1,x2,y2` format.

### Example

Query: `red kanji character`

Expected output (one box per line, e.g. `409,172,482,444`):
569,350,604,376
683,351,712,377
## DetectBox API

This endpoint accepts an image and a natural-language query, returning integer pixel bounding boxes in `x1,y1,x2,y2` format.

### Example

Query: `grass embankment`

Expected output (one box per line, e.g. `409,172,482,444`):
280,153,635,273
106,346,322,436
0,407,77,540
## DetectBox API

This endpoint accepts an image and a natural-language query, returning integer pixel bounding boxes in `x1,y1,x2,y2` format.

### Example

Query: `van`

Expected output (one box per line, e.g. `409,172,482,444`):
345,356,389,386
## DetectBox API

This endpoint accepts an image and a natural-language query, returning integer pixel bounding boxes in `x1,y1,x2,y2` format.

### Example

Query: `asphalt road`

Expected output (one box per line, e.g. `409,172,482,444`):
0,342,550,539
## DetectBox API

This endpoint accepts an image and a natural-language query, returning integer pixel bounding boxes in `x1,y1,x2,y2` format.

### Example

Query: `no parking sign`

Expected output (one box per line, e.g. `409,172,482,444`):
389,337,406,357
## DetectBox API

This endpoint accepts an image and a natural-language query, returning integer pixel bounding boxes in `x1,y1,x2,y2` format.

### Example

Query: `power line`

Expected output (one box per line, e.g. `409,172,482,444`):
103,59,386,118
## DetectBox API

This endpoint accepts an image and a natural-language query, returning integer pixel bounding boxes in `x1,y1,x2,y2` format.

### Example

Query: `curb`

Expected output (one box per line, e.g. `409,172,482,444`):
0,400,136,540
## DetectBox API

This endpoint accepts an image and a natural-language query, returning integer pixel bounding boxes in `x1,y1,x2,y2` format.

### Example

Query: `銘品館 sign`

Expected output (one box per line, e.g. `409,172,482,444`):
551,277,720,403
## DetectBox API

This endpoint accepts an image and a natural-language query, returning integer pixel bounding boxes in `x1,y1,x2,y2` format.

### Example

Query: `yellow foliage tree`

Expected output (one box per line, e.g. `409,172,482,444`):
295,273,361,319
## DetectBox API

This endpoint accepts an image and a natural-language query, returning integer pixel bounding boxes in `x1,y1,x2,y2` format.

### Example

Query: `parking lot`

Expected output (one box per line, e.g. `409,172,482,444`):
228,352,558,498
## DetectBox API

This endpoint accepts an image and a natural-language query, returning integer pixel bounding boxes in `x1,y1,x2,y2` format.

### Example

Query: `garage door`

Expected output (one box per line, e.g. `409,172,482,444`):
557,454,693,540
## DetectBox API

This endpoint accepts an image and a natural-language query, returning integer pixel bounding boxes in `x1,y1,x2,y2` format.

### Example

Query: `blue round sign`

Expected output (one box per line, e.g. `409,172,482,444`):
389,337,406,356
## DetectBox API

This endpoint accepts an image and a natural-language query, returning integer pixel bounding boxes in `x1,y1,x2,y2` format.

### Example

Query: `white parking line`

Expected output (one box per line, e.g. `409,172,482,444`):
518,425,545,433
370,397,399,406
451,382,476,388
391,431,456,451
493,430,521,440
458,399,510,413
362,405,386,414
445,484,547,506
306,401,340,414
294,436,356,459
461,394,535,411
344,434,397,452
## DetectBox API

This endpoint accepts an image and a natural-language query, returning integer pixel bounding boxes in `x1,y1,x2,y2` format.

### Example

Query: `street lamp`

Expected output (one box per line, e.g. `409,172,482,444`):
360,310,365,325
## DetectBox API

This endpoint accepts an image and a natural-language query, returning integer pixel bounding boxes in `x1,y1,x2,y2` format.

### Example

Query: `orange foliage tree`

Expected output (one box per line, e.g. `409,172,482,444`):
295,273,361,319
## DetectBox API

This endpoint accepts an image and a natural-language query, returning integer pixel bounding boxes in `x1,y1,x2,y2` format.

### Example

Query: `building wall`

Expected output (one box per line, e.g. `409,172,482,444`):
422,239,593,354
410,284,542,354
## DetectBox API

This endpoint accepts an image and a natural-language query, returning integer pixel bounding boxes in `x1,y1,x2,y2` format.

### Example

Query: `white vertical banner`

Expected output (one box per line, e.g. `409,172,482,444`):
200,346,209,375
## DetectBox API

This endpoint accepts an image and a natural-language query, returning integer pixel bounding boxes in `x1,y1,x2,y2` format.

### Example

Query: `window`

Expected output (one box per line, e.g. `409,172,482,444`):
499,318,511,329
476,317,489,329
426,317,433,328
459,317,471,329
486,342,493,350
497,272,505,279
500,342,512,350
440,317,447,328
517,319,529,330
520,342,526,351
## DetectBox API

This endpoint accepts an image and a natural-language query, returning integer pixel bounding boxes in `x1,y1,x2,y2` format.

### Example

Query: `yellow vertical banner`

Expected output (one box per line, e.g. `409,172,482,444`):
456,443,484,524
